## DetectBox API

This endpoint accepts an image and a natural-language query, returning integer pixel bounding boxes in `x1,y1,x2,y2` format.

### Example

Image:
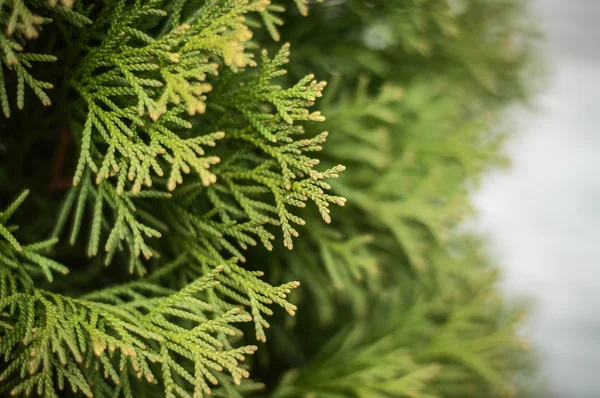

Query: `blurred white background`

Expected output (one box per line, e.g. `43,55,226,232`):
475,1,600,396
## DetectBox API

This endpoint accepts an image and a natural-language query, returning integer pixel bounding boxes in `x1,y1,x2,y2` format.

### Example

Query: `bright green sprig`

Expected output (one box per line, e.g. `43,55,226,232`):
219,162,346,249
0,266,261,397
205,44,346,249
153,204,301,340
71,0,269,191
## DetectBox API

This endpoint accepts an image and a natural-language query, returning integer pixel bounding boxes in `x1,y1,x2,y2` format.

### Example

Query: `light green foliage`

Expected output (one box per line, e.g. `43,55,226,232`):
0,258,257,397
0,0,348,396
0,192,287,397
0,0,537,397
71,0,265,190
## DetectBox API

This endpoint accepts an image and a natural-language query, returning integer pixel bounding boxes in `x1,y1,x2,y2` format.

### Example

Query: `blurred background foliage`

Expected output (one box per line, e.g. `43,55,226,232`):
244,0,543,396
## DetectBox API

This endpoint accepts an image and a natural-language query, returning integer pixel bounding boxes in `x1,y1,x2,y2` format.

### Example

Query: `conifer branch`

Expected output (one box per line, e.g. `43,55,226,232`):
0,0,89,117
0,258,262,397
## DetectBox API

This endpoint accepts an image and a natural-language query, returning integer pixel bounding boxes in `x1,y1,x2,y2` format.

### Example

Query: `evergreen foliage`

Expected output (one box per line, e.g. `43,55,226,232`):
0,0,537,397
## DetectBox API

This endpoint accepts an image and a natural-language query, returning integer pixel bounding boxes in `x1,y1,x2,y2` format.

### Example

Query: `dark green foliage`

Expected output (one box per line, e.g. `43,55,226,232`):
0,0,536,397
